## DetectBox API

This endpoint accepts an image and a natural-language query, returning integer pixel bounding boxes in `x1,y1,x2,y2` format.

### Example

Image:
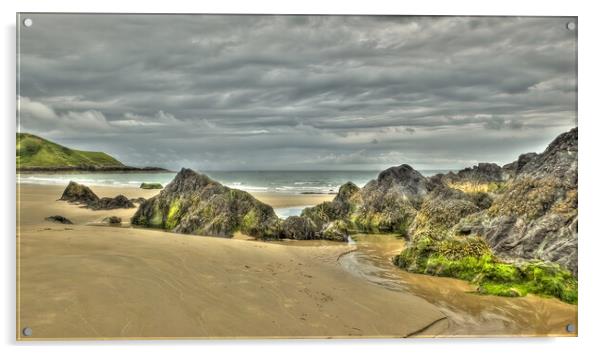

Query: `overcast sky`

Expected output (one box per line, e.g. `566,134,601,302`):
18,14,577,171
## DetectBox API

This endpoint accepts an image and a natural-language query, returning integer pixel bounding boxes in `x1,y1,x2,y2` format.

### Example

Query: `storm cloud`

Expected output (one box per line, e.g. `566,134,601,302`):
18,14,577,171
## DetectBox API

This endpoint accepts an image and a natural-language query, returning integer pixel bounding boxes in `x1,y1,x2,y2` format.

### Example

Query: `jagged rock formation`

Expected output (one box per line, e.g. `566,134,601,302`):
390,128,578,302
131,168,281,238
463,128,578,274
294,128,577,279
298,164,429,238
60,181,135,210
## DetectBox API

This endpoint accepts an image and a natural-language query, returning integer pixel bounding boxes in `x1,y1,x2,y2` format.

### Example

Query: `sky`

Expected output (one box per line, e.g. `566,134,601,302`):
18,14,577,171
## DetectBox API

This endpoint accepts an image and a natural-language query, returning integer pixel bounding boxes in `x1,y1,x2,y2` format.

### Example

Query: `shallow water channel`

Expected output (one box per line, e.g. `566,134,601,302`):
337,234,577,337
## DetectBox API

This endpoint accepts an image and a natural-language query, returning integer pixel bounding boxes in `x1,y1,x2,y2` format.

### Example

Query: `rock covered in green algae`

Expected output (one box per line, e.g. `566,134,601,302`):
320,220,350,242
140,182,163,189
131,168,281,239
300,182,360,229
351,164,430,233
409,186,480,241
394,128,578,303
299,164,429,236
281,216,319,240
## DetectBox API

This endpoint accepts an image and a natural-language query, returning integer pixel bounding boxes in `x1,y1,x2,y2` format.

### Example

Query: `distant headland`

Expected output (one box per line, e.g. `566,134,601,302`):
16,133,169,172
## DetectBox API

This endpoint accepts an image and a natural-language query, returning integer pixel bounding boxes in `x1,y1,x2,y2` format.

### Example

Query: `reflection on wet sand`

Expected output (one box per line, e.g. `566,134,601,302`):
338,234,578,337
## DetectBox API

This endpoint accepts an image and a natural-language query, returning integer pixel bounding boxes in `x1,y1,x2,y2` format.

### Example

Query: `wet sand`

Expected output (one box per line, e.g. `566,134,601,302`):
17,183,442,339
339,234,578,337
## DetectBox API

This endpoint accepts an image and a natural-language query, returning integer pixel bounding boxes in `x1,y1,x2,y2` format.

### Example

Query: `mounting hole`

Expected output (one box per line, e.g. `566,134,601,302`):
566,21,576,31
22,327,32,337
23,18,33,28
566,323,576,333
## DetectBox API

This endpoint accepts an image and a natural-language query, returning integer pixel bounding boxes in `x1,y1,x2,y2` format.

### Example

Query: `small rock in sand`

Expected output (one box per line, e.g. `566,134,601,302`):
45,215,73,224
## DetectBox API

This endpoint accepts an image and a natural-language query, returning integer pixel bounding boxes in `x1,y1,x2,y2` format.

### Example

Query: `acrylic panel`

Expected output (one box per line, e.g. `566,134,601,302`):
16,14,578,340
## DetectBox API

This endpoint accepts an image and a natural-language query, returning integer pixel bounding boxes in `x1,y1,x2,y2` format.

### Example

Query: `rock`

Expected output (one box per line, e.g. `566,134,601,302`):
433,163,506,187
131,197,146,204
281,216,318,240
320,220,349,242
59,181,137,210
503,152,538,177
409,186,480,240
372,164,430,197
455,163,505,183
45,215,73,224
301,182,360,230
445,162,505,183
131,168,281,239
102,216,122,224
300,165,429,236
92,195,135,210
517,127,577,183
467,191,493,209
140,183,163,189
352,165,427,233
334,181,360,204
59,181,99,205
466,128,578,275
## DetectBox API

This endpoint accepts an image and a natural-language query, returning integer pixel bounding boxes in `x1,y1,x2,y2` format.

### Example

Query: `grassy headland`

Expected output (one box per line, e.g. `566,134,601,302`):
16,133,167,172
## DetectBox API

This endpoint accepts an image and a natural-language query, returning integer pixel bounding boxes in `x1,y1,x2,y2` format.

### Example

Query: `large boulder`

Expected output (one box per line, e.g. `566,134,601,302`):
131,168,281,239
60,181,99,205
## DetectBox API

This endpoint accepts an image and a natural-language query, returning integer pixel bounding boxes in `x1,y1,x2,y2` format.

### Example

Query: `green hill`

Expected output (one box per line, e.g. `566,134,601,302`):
17,133,125,170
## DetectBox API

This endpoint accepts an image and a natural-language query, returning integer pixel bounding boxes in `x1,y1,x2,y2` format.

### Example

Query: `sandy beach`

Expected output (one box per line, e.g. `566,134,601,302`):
17,183,445,339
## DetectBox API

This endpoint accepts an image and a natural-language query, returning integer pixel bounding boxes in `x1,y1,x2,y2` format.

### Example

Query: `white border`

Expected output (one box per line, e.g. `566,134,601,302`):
2,1,600,353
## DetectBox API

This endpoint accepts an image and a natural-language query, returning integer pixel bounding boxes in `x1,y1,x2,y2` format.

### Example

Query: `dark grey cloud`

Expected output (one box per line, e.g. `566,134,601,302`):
18,14,577,171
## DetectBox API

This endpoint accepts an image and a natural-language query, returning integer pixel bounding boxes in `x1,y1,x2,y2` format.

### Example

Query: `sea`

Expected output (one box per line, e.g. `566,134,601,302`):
17,170,453,194
18,170,454,218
